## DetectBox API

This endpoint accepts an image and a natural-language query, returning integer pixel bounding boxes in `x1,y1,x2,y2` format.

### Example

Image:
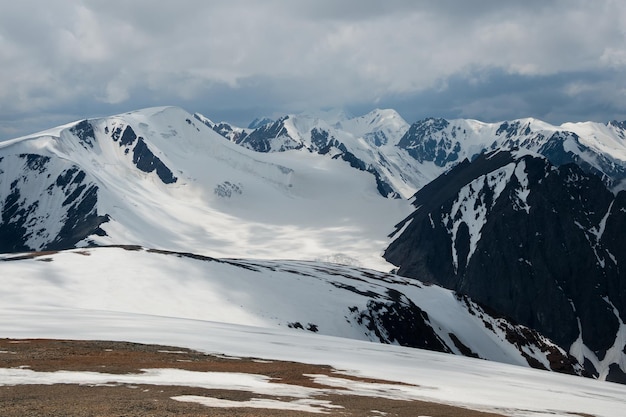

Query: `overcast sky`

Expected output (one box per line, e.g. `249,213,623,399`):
1,0,625,140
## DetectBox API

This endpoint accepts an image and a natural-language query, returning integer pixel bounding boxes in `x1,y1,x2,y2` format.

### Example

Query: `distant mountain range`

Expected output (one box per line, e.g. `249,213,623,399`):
1,106,625,383
198,110,626,196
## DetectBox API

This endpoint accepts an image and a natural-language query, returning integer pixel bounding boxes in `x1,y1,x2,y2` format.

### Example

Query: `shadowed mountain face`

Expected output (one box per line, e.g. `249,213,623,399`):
385,150,626,382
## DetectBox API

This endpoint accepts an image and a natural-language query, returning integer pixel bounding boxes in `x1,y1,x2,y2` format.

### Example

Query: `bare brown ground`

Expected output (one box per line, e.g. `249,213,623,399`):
0,338,508,417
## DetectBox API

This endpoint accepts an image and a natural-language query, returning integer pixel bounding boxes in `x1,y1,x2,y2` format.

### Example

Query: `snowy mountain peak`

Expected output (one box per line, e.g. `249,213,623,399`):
202,108,626,200
247,116,274,129
336,108,409,147
193,111,250,143
608,119,626,132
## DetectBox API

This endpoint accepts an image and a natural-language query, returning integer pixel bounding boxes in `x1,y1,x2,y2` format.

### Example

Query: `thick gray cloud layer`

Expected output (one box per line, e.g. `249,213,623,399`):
1,0,625,139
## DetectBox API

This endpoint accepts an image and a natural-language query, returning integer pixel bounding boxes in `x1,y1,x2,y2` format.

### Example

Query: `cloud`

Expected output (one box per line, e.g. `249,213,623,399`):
1,0,625,140
367,68,626,125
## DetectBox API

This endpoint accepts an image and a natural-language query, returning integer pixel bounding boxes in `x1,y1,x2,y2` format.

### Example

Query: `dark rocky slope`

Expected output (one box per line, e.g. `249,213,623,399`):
385,150,626,382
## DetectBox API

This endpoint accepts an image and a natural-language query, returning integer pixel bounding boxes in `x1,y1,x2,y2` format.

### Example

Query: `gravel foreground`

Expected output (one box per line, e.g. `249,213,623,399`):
0,338,511,417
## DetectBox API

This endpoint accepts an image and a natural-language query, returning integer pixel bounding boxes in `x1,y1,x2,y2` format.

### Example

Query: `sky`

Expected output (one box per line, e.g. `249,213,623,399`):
1,0,625,140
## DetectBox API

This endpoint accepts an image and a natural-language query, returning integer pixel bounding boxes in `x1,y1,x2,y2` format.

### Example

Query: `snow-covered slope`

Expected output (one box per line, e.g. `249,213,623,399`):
334,108,409,147
1,248,625,416
0,246,581,374
0,106,412,271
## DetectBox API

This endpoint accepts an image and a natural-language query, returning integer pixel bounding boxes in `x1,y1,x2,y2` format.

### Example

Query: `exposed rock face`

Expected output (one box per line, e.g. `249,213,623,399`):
347,288,452,353
236,116,302,153
132,137,177,184
193,113,250,143
397,118,460,166
0,154,108,253
385,150,626,382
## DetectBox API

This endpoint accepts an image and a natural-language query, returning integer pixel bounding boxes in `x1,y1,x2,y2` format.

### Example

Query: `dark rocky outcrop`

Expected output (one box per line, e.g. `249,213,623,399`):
132,138,177,184
352,290,451,352
237,116,300,152
0,154,108,253
385,150,626,382
70,120,96,149
397,118,460,166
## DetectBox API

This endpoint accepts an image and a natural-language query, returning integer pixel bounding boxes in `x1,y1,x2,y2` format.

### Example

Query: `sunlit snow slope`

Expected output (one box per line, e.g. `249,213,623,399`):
1,247,625,417
0,107,411,271
0,246,581,374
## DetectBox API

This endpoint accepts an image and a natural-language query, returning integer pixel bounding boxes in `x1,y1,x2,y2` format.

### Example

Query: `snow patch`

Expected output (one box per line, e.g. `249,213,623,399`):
590,200,614,243
443,163,515,272
597,298,626,379
172,396,342,414
513,160,531,213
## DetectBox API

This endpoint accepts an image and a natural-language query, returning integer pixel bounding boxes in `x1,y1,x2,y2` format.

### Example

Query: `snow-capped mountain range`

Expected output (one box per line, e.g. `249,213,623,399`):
194,108,428,199
1,105,626,391
199,109,626,196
